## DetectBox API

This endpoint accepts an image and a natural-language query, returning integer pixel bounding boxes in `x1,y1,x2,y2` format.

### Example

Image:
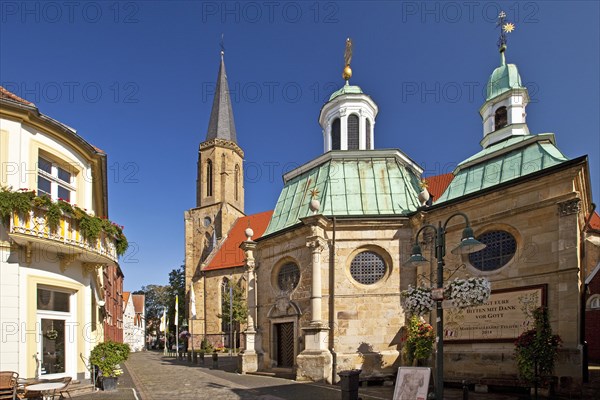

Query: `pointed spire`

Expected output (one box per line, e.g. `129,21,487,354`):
206,50,237,143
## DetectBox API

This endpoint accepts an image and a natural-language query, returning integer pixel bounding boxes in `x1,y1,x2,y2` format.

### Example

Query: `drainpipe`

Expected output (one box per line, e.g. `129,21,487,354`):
330,217,337,384
580,203,596,383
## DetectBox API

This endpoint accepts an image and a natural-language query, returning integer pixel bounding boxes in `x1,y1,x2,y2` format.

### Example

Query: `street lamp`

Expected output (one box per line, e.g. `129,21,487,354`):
406,212,486,400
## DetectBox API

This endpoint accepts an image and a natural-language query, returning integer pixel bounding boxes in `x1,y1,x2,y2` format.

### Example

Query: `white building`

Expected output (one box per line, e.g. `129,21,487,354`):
0,86,126,380
123,292,145,352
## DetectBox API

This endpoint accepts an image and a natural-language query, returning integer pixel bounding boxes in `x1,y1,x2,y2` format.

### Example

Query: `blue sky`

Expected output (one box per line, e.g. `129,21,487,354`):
1,1,598,292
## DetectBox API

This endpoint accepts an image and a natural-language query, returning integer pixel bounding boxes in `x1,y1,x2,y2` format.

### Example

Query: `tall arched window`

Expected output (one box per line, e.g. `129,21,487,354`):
221,278,230,332
331,118,341,150
206,160,213,197
347,114,359,150
366,119,371,150
234,164,240,201
494,106,508,130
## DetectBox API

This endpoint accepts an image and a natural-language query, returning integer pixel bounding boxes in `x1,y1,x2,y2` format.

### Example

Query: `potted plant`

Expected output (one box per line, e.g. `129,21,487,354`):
89,341,130,391
514,307,561,396
403,316,435,366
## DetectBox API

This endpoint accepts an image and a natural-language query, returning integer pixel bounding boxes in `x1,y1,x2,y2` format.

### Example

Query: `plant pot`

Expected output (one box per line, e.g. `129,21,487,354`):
101,377,118,391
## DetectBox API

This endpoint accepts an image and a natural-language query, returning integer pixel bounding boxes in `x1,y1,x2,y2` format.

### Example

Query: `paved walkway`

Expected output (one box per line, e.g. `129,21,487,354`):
75,351,600,400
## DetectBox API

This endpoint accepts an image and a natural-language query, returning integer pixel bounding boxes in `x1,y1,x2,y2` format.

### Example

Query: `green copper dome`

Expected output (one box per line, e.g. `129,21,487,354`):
485,49,524,101
329,83,363,101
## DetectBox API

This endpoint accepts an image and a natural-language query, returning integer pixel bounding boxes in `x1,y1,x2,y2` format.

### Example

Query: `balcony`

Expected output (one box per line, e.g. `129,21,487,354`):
7,207,118,267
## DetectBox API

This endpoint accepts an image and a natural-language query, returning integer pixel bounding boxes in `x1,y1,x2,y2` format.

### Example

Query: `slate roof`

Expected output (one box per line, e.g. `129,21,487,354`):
204,210,273,271
436,134,568,203
264,150,423,236
205,55,237,143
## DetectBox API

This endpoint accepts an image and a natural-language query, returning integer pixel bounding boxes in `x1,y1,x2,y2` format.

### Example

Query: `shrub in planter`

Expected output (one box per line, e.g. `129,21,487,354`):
90,341,130,390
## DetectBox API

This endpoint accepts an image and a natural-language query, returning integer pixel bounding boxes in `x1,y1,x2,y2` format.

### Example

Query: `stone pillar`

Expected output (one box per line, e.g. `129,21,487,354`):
297,215,333,383
238,235,259,374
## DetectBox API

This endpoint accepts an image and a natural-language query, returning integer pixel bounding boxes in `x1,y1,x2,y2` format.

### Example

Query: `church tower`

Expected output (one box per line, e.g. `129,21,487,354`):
479,18,530,149
318,38,379,152
185,51,245,322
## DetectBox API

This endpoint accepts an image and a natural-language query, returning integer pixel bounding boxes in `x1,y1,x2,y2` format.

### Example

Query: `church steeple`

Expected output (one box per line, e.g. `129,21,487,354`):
206,51,237,143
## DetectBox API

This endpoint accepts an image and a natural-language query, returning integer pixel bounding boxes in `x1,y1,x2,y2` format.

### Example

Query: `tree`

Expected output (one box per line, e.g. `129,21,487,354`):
167,266,186,331
218,279,248,328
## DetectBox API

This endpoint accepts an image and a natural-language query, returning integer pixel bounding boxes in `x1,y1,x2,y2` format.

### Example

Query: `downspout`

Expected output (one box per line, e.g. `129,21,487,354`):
329,217,337,384
203,270,208,343
580,202,596,383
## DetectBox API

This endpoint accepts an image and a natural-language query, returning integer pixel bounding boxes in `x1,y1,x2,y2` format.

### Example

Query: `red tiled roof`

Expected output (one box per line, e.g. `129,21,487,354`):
424,173,454,200
205,210,273,271
0,86,35,106
132,294,145,313
123,292,131,305
590,211,600,230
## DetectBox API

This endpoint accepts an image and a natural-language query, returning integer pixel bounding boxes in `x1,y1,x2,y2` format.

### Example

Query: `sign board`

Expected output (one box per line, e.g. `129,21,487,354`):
444,285,545,342
393,367,431,400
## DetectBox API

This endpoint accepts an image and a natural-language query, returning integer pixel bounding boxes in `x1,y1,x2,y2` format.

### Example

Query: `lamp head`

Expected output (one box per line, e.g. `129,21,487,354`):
405,244,429,266
97,300,106,307
451,226,487,255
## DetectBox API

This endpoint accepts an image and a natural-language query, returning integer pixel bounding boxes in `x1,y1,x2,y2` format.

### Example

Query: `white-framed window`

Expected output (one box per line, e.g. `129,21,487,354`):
37,156,75,203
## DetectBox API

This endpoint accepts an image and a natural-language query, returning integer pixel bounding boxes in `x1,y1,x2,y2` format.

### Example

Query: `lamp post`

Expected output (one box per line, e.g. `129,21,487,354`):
406,212,486,400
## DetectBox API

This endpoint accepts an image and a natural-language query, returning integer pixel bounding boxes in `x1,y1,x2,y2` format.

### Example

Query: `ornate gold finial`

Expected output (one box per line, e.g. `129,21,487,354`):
419,179,429,189
497,11,515,52
343,38,353,81
310,188,320,199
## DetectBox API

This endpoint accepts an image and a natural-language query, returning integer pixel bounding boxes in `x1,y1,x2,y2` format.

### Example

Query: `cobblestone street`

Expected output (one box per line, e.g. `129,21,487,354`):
75,351,600,400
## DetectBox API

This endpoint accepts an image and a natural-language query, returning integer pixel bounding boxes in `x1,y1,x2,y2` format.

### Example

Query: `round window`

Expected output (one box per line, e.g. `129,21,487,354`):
350,251,386,285
468,230,517,271
277,263,300,291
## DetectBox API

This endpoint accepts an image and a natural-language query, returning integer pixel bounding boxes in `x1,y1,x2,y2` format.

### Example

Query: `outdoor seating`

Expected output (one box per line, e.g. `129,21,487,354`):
56,377,72,399
0,371,19,400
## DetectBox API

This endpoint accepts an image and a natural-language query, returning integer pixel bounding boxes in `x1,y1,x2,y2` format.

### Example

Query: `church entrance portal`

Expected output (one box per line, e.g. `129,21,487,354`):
274,322,295,368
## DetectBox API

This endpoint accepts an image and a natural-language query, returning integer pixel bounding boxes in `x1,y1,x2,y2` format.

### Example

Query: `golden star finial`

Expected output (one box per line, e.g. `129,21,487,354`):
419,179,429,189
503,22,515,33
310,188,320,199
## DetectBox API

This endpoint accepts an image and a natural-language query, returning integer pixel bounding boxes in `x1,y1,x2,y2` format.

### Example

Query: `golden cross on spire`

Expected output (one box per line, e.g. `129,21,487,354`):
497,11,515,51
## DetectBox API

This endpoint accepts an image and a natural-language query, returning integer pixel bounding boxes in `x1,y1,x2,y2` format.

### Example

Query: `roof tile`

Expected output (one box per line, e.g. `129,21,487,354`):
205,210,273,271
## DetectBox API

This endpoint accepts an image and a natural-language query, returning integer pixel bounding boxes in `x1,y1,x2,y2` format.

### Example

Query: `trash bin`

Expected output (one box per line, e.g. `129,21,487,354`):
338,369,361,400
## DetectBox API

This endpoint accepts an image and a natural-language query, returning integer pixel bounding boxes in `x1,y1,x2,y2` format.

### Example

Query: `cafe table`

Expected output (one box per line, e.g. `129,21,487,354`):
25,381,65,400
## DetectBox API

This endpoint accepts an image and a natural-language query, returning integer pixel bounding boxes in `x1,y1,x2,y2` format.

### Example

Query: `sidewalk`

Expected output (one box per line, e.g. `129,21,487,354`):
75,351,600,400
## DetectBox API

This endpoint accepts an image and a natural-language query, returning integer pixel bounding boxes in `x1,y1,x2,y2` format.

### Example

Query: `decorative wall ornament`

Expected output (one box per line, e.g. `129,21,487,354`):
557,198,580,216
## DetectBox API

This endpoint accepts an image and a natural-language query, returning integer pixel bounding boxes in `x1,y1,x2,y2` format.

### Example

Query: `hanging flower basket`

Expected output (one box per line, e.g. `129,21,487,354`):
445,277,491,309
401,286,435,316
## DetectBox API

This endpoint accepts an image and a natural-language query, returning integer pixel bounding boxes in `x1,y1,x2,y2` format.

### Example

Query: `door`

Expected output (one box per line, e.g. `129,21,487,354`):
274,322,295,368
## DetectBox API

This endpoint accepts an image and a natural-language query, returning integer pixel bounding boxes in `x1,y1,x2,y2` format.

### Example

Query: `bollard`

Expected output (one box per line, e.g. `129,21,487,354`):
338,369,361,400
199,351,205,365
193,351,198,364
187,351,192,362
212,352,219,369
462,380,469,400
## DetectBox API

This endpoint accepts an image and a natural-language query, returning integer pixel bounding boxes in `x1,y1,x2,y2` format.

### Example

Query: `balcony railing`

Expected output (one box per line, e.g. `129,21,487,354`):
8,207,118,265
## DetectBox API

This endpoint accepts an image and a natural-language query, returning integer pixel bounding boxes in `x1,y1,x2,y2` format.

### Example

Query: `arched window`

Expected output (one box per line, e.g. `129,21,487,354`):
206,160,213,197
221,278,230,332
494,106,508,130
331,118,341,150
234,164,240,201
347,114,359,150
366,119,371,150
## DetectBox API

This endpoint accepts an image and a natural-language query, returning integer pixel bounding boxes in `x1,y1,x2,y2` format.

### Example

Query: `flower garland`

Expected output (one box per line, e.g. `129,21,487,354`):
445,277,491,309
0,187,128,256
401,286,435,316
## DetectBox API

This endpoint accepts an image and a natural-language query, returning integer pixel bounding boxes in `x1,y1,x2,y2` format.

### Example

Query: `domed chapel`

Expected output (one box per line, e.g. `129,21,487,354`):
185,27,600,393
